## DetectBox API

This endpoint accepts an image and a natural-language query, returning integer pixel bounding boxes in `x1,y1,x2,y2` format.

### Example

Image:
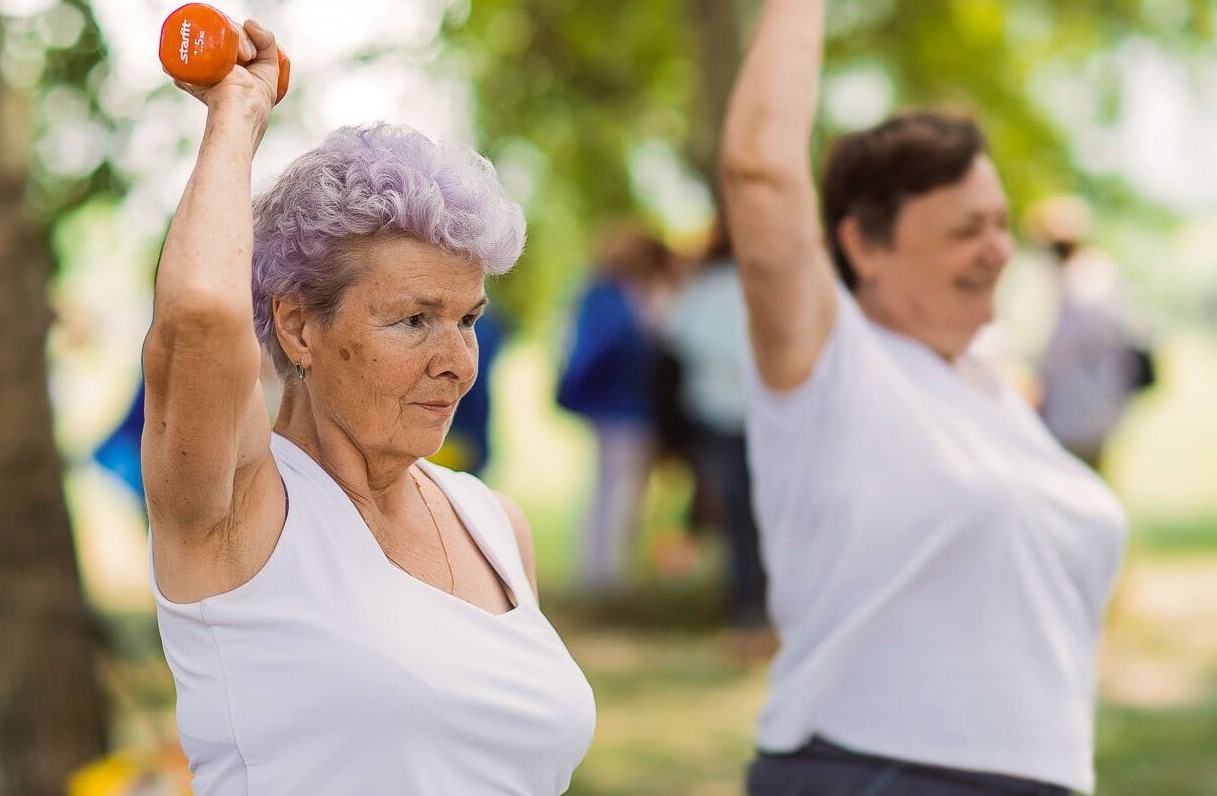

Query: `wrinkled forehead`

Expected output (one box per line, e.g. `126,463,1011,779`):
347,236,487,312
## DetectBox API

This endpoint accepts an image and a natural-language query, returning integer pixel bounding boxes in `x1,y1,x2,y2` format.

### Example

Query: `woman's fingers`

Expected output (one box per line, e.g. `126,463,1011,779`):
243,19,276,60
234,18,282,103
236,28,256,64
172,78,206,103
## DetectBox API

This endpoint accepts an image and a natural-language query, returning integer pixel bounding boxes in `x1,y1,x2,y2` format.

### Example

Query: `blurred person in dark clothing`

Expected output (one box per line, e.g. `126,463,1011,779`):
659,219,769,637
557,226,675,593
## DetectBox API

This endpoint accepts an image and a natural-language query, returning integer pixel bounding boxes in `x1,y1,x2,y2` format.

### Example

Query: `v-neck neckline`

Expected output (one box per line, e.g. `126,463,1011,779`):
273,434,523,620
867,318,1005,406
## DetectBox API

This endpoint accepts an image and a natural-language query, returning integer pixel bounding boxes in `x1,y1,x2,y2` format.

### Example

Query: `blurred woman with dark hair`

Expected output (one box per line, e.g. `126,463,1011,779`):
720,1,1126,794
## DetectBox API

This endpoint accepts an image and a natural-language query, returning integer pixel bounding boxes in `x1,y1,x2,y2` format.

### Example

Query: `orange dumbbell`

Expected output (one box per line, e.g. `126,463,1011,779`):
158,3,290,104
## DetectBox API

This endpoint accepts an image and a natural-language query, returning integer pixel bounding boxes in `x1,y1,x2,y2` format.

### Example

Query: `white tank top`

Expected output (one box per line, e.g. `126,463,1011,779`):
152,434,596,795
745,287,1126,793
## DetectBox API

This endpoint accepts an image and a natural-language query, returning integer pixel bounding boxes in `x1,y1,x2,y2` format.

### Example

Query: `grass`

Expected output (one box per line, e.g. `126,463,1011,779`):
548,590,761,796
1132,514,1217,557
1095,700,1217,796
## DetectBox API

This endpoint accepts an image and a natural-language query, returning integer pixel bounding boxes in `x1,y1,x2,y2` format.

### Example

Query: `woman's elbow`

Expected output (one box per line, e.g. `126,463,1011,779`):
151,286,253,333
719,139,803,199
143,299,259,379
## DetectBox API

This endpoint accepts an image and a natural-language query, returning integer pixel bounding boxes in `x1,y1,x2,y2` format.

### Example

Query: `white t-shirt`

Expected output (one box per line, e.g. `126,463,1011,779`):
659,262,749,434
153,435,596,795
745,286,1126,793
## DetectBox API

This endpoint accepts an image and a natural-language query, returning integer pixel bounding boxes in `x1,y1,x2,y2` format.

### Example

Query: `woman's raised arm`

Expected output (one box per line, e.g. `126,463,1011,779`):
718,0,837,391
142,21,282,548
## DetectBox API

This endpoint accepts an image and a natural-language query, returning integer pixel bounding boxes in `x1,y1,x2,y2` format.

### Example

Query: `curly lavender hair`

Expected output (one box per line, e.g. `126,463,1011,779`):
252,123,525,377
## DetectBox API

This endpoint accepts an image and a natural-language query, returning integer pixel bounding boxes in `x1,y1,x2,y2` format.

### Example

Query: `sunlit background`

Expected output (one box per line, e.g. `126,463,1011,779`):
2,0,1217,793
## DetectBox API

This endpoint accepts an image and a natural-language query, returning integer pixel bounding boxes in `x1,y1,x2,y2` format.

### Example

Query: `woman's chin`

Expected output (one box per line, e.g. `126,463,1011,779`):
962,294,997,330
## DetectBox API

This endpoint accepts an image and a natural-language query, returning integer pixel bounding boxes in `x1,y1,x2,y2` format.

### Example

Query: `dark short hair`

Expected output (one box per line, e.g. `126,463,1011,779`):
820,112,987,290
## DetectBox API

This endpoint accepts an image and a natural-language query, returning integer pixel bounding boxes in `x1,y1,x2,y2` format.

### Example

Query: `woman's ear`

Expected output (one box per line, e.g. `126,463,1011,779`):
837,216,881,283
273,296,313,369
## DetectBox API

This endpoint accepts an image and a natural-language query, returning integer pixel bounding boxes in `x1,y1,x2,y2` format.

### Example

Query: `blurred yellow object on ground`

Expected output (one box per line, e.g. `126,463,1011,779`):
67,743,190,796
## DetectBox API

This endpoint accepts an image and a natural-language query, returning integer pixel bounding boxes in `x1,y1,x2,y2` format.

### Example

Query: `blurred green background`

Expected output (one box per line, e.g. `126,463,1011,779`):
2,0,1217,794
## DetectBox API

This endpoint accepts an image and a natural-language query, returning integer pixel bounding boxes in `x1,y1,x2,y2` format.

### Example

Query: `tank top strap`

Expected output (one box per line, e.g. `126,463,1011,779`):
416,460,537,609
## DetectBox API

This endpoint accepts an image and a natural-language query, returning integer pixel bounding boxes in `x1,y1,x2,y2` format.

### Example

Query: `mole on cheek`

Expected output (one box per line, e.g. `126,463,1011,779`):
340,348,351,361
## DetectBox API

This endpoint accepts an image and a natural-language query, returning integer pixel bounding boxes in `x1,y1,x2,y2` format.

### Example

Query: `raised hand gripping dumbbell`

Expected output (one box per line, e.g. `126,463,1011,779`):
158,3,290,103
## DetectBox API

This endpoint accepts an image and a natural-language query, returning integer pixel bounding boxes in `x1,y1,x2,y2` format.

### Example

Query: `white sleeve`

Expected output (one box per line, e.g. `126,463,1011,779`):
743,283,879,438
742,284,891,550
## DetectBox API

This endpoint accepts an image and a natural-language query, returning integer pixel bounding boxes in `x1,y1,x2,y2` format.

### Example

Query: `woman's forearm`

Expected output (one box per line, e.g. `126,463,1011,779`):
718,0,836,391
153,104,264,325
720,0,825,185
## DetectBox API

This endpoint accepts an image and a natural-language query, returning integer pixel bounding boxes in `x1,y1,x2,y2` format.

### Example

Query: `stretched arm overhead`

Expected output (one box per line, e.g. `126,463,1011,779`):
719,0,837,391
142,20,284,593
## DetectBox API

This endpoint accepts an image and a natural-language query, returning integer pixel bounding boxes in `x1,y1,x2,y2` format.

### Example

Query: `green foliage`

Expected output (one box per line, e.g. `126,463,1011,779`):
1,1,123,221
818,0,1216,223
446,0,1217,329
448,0,699,326
5,0,1217,318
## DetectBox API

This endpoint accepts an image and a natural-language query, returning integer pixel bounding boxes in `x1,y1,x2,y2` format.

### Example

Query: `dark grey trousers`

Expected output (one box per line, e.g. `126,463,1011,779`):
747,739,1072,796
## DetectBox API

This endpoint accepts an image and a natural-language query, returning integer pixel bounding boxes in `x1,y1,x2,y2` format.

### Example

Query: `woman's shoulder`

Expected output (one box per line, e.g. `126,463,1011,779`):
421,462,537,595
746,283,876,404
420,462,508,528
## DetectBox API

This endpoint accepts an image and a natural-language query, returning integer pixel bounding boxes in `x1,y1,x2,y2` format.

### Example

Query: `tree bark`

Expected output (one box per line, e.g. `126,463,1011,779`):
0,59,108,796
687,0,743,194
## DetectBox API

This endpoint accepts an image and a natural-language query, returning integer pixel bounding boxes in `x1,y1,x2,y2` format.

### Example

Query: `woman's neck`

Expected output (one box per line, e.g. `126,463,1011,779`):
274,382,417,512
854,285,972,363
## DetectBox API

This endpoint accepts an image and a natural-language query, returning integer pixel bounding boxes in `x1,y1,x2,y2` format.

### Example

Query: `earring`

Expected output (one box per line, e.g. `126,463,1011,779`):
294,360,306,380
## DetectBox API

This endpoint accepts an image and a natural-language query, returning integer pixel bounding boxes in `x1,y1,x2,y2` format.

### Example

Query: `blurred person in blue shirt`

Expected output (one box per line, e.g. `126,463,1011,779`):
93,381,147,510
557,225,675,593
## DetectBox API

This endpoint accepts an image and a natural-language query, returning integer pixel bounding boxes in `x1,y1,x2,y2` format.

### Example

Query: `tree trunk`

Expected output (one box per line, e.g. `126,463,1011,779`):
687,0,743,195
0,64,108,796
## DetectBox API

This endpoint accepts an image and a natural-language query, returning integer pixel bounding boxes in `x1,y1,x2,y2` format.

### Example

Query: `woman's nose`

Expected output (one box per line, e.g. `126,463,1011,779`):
428,325,478,381
985,228,1015,267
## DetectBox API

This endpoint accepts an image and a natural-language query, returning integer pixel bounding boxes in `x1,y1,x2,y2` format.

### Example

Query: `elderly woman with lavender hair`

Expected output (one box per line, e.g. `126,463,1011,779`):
143,20,594,796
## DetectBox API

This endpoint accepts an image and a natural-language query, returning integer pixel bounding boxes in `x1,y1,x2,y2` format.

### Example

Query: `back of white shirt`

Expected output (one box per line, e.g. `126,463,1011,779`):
746,287,1126,794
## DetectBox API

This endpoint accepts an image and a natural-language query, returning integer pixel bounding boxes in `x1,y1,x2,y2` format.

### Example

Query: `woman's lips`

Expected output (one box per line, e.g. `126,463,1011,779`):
415,401,457,415
954,272,999,293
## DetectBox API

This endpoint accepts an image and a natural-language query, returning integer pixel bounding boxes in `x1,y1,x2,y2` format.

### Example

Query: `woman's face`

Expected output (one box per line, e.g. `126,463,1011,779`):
306,236,486,464
852,155,1014,359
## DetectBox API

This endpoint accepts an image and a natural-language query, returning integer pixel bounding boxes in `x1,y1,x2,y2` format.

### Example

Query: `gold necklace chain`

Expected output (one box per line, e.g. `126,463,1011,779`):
409,466,457,595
